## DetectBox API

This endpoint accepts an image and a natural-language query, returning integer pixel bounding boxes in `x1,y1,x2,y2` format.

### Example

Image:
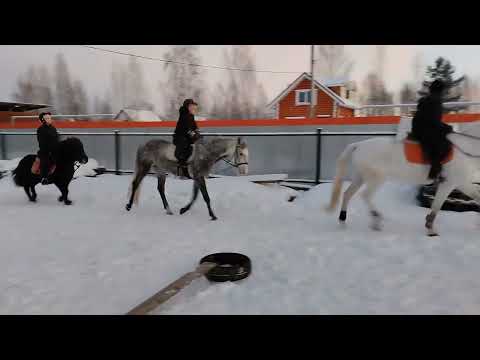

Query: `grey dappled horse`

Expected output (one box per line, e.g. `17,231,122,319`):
126,137,249,220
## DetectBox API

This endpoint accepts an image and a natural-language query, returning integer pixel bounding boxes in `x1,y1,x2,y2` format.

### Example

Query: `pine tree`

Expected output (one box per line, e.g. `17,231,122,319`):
418,57,465,111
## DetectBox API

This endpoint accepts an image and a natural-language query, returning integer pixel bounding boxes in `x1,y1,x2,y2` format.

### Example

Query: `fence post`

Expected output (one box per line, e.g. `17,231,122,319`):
114,130,120,175
0,133,6,160
315,128,322,184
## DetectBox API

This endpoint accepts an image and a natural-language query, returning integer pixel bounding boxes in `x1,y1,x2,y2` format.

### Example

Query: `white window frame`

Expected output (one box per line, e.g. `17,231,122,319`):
295,89,317,106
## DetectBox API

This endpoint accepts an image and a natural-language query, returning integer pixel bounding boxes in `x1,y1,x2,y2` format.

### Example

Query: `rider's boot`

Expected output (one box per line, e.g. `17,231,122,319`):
177,161,191,179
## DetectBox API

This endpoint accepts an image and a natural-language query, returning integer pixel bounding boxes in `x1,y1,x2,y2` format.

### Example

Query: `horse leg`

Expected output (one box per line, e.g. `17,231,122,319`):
157,175,173,215
180,180,200,215
361,170,385,231
339,172,364,224
30,185,37,202
126,163,149,211
425,181,456,237
23,186,34,202
197,176,217,220
58,184,72,205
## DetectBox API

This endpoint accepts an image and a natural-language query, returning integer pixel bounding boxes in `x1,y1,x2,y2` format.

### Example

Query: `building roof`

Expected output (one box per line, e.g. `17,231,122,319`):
322,78,348,87
114,109,161,121
267,72,357,110
0,101,51,112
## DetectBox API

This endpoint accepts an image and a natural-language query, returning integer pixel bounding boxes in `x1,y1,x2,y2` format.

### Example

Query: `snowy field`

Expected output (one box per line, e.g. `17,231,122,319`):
1,168,480,314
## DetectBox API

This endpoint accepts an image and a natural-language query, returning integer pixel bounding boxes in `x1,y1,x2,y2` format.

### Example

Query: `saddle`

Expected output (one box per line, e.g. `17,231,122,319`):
31,157,56,176
404,133,453,165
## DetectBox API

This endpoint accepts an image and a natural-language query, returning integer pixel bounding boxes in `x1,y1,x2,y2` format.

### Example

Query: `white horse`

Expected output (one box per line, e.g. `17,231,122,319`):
326,127,480,236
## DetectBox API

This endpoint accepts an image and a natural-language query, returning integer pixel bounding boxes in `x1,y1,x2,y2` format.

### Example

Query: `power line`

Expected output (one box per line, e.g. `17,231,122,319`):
80,45,303,75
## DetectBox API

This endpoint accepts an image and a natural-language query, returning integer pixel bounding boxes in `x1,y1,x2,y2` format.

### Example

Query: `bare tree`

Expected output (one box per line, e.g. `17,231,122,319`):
161,45,205,119
54,53,75,113
126,56,152,110
94,92,113,115
110,61,129,111
362,73,394,115
399,83,417,115
12,65,54,108
314,45,354,81
374,45,387,83
211,45,268,119
71,80,89,115
412,51,424,89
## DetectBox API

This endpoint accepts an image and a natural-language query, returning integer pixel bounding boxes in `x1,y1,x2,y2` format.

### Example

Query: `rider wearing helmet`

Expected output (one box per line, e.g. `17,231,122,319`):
173,99,201,178
37,112,59,185
411,79,453,181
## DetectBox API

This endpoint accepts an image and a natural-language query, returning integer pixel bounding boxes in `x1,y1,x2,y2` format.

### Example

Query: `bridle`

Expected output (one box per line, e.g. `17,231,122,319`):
73,161,83,174
221,143,248,168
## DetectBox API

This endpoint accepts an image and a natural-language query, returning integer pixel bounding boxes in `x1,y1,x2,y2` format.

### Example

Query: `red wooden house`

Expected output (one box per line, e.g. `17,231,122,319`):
267,72,357,119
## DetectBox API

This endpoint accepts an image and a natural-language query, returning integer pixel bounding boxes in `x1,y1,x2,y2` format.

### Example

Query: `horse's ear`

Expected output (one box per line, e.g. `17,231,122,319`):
237,137,243,145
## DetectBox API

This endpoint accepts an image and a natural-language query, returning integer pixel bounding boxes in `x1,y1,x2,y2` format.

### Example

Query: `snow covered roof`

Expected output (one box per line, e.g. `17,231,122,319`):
0,101,52,112
267,72,357,110
321,78,348,87
114,109,161,122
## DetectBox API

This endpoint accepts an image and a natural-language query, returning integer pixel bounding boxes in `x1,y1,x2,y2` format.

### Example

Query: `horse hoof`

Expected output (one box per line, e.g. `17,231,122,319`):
166,210,174,215
29,198,37,203
180,208,188,215
370,223,383,232
211,216,218,221
126,204,131,211
64,200,73,206
58,196,64,202
427,230,439,237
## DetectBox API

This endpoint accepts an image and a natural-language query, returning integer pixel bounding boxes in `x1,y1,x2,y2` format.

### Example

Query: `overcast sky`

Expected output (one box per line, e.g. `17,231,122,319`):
1,45,479,113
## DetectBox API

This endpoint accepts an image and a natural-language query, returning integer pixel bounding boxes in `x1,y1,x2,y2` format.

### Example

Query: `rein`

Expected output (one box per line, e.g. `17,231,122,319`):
452,131,480,141
73,161,83,174
221,157,248,168
450,131,480,158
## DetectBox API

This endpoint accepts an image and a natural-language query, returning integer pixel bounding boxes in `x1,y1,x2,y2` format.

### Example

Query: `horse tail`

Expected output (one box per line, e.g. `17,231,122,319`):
12,163,24,187
326,143,358,212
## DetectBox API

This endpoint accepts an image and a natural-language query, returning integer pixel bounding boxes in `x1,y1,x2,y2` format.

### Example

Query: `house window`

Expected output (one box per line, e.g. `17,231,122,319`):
346,90,350,99
295,90,312,105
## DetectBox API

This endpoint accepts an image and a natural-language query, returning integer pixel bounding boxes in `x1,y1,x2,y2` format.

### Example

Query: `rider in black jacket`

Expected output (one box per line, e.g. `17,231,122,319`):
173,99,201,178
37,112,59,185
411,79,453,181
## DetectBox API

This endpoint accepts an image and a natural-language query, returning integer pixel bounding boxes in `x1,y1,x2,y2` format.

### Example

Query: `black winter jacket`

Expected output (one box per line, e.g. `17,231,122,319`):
37,123,59,155
174,106,199,142
411,93,453,139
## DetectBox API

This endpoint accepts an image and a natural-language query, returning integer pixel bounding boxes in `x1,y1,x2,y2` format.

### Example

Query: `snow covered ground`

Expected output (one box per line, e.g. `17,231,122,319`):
1,173,480,315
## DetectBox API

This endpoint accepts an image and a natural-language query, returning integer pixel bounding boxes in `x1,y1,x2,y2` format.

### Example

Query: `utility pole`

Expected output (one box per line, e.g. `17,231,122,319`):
309,45,316,119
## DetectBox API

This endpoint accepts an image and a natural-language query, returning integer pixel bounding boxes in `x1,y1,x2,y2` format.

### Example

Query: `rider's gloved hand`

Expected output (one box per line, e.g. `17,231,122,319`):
190,130,201,143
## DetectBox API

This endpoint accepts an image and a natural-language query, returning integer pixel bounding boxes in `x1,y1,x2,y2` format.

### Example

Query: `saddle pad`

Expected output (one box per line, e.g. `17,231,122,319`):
404,140,453,165
31,157,56,175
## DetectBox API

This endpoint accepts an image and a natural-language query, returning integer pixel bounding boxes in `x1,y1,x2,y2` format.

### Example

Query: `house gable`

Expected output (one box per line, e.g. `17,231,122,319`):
267,73,356,119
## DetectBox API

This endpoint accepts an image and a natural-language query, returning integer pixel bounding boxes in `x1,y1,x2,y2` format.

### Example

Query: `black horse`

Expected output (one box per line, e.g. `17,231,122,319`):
12,137,88,205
